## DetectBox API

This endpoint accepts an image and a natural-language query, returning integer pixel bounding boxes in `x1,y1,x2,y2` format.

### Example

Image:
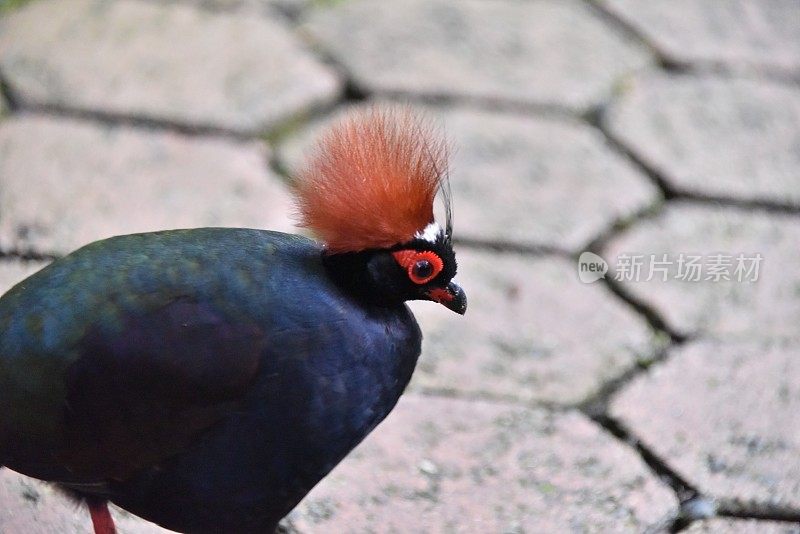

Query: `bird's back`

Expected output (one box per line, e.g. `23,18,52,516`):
0,228,422,532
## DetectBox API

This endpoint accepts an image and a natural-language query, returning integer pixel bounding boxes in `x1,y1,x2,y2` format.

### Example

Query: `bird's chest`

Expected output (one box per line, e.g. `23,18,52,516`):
263,310,421,469
104,312,420,534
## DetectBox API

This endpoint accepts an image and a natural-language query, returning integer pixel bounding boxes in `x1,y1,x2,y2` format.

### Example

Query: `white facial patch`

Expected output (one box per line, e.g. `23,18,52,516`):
415,222,442,244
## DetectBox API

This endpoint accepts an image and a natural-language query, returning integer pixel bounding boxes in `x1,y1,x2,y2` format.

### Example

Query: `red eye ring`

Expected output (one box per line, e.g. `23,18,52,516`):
392,250,444,285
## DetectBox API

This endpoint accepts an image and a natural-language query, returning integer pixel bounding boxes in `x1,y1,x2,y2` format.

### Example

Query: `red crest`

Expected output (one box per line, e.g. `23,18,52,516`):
293,106,449,253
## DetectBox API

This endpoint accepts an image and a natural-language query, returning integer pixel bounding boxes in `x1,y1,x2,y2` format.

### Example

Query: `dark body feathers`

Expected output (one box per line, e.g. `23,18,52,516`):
0,228,421,533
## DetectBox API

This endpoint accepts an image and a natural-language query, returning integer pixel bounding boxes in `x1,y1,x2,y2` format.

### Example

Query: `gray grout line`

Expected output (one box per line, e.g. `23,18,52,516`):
0,69,20,112
3,96,353,169
266,149,296,187
583,0,800,88
574,306,800,530
291,24,372,103
418,375,719,533
583,408,754,534
584,412,702,511
574,343,715,534
716,504,800,525
288,7,602,119
600,276,688,344
263,96,353,147
576,200,690,345
574,340,699,527
432,331,800,531
137,0,309,22
583,105,679,201
579,199,666,258
276,516,302,534
578,343,672,418
267,3,307,24
644,512,688,534
365,89,582,119
668,193,800,216
2,76,347,145
10,102,256,139
658,57,800,88
587,106,800,216
580,0,665,62
0,248,60,262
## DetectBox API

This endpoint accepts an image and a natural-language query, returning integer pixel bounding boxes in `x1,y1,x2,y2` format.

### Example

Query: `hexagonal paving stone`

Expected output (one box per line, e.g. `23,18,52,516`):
612,340,800,511
0,0,340,134
686,518,800,534
404,249,658,405
602,0,800,76
302,0,653,112
290,395,677,532
0,114,294,255
0,261,48,295
0,470,172,533
604,74,800,206
604,203,800,341
277,103,660,251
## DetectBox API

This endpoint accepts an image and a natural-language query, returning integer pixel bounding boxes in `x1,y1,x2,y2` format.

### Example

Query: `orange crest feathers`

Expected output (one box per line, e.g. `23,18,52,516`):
293,106,449,253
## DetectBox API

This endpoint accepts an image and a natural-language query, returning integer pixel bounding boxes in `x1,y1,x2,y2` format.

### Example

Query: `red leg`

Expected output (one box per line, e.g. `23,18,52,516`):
87,499,117,534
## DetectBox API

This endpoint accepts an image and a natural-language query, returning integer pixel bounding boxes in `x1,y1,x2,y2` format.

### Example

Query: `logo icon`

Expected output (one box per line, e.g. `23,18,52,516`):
577,252,608,284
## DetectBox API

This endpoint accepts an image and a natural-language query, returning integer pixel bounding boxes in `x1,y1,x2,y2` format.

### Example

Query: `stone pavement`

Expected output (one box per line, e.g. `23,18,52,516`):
0,0,798,532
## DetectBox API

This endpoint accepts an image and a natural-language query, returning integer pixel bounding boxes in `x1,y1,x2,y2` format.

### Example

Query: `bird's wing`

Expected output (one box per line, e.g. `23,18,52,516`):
55,295,265,483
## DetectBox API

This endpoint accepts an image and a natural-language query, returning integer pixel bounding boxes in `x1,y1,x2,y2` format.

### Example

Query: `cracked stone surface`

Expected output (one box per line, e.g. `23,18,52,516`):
0,114,294,255
686,518,800,533
302,0,652,112
277,103,660,250
290,394,677,532
612,340,800,510
0,0,340,134
604,203,800,341
605,74,800,206
602,0,800,76
0,470,171,533
405,249,659,405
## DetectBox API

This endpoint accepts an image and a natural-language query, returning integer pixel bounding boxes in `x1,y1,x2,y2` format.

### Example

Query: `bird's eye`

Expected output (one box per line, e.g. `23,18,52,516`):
392,250,444,285
412,260,433,280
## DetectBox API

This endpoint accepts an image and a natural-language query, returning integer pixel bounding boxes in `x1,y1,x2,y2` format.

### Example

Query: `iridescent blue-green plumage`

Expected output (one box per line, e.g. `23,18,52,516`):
0,228,421,533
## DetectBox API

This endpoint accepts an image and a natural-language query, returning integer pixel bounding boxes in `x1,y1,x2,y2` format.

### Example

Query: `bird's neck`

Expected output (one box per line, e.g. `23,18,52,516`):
321,250,406,308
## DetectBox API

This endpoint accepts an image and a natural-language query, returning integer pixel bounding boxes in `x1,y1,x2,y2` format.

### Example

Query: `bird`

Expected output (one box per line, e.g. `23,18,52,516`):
0,107,465,534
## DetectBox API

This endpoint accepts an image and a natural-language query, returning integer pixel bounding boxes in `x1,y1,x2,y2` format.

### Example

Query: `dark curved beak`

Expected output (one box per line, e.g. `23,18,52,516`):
426,281,467,315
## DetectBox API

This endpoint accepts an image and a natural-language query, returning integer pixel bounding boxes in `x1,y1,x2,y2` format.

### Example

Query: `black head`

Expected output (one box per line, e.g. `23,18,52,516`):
322,224,466,315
